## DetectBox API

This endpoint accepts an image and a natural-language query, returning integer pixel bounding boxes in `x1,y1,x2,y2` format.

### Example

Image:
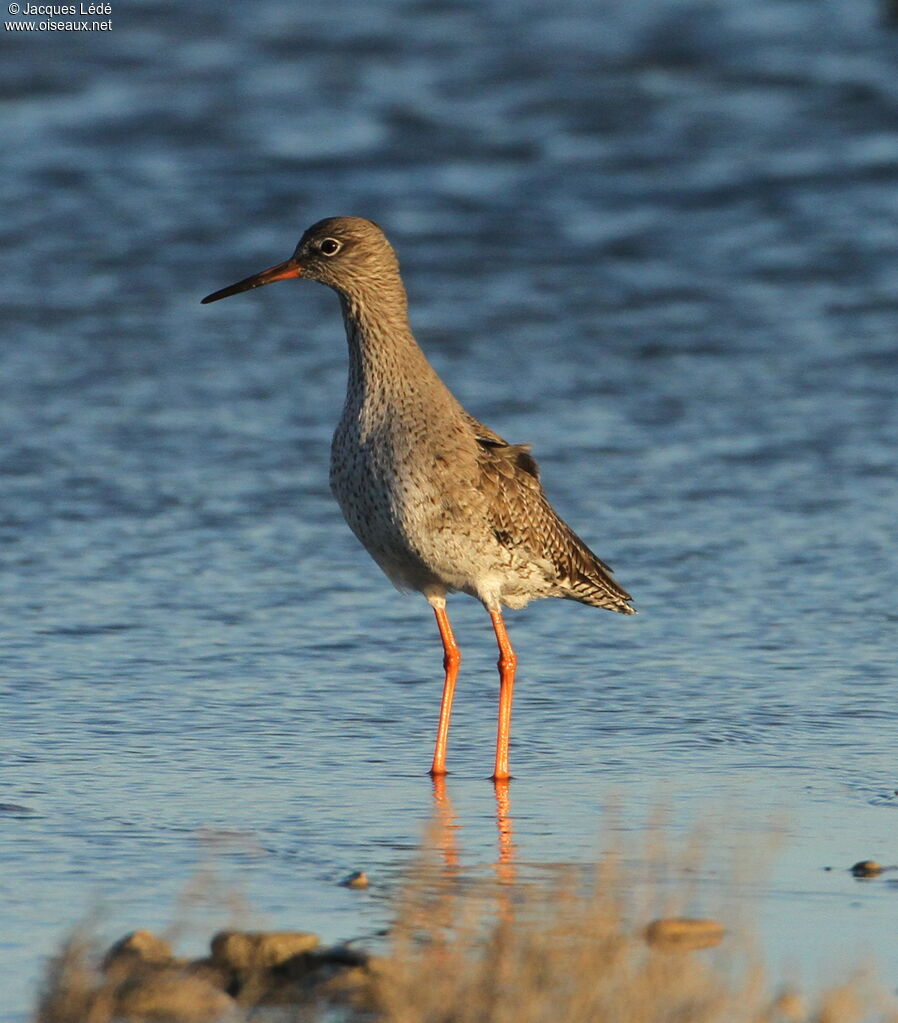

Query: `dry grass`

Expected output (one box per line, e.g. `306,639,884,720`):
370,832,894,1023
33,830,898,1023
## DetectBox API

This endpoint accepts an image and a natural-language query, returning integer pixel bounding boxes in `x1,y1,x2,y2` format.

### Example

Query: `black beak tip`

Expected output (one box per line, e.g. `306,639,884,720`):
201,282,240,304
201,283,242,305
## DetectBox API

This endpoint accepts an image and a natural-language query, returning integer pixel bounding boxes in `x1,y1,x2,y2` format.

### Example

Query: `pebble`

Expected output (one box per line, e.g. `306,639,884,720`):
850,860,883,877
644,917,725,949
102,929,175,974
210,929,320,971
341,870,369,889
93,926,377,1018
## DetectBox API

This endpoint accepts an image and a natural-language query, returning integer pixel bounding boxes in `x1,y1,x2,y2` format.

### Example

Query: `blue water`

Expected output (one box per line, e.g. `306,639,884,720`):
2,0,898,1018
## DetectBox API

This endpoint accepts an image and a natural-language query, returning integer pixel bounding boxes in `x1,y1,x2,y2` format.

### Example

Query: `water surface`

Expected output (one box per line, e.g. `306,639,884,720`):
2,0,897,1017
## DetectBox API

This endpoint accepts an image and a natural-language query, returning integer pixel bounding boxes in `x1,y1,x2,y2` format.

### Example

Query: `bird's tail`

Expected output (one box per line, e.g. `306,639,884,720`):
566,574,636,613
561,533,636,614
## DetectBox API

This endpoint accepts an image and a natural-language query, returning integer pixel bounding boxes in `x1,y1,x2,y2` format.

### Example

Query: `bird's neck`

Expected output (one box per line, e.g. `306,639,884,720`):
338,285,438,403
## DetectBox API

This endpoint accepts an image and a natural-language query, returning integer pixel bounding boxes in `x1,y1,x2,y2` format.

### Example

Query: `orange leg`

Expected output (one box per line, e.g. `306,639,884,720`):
429,605,461,776
489,608,517,782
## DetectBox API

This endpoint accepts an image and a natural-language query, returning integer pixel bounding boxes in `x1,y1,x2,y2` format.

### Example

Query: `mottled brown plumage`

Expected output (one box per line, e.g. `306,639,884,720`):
202,217,634,780
467,422,632,612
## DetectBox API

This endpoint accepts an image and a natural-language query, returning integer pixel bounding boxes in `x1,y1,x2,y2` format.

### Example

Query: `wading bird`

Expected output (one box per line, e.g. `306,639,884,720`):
202,217,634,781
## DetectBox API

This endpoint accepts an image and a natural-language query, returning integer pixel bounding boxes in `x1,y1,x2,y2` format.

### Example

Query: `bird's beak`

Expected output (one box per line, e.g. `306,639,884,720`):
201,257,303,304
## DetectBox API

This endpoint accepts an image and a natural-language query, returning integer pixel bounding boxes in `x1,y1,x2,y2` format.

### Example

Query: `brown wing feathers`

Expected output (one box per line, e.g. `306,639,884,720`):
475,435,635,614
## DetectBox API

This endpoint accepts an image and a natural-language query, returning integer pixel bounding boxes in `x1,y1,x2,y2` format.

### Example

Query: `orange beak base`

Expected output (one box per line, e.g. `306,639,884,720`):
201,258,303,304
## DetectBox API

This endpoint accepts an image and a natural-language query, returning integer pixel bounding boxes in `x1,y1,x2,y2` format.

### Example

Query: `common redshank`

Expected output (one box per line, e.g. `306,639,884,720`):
202,217,634,781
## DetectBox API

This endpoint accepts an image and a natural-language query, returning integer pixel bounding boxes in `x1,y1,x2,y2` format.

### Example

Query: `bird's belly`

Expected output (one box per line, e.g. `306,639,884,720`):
329,432,492,594
329,438,442,589
329,420,560,608
330,466,553,612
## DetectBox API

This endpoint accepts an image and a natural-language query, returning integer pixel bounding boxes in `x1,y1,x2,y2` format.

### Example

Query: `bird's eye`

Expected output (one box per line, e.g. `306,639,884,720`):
319,238,342,256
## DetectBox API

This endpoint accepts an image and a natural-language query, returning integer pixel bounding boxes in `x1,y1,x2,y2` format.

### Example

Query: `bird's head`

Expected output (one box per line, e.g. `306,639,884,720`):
201,217,400,305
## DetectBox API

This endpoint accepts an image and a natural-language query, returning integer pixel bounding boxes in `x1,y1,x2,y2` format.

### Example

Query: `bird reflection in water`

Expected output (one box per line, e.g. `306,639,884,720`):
394,778,520,954
493,779,516,885
429,774,461,873
429,776,518,889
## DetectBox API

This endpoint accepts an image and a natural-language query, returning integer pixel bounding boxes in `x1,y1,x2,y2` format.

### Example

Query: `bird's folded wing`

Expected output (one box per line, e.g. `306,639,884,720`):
475,434,634,610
